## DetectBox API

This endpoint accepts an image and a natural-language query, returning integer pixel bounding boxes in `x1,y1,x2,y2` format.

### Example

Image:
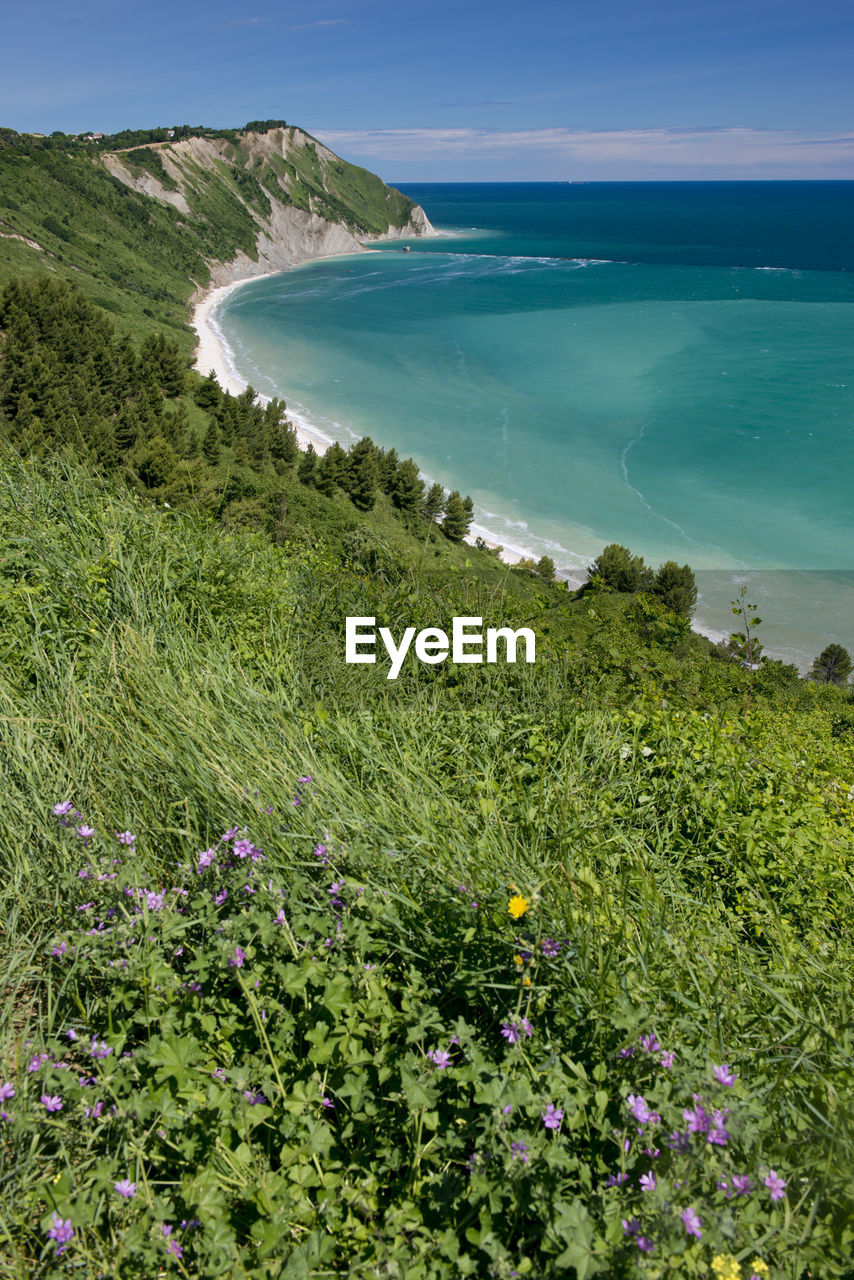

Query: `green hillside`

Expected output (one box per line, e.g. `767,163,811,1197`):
1,125,853,1280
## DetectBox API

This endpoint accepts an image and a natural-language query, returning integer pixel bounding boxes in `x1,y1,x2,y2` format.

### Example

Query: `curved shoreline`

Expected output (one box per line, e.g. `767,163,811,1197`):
190,257,734,648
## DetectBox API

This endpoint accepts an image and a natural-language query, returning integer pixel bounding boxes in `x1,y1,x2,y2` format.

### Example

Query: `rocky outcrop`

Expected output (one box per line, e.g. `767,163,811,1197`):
101,126,434,300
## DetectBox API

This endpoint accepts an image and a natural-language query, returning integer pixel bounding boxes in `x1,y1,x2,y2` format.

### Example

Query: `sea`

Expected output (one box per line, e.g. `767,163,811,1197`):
214,181,854,671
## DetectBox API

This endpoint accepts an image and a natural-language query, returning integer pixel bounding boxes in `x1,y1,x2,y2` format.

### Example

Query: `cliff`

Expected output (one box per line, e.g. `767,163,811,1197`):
100,126,433,295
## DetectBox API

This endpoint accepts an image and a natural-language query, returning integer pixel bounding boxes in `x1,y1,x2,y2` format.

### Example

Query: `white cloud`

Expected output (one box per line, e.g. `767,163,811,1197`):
313,126,854,178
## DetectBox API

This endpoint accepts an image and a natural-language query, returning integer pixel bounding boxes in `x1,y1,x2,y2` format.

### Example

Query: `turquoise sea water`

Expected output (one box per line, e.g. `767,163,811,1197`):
215,182,854,669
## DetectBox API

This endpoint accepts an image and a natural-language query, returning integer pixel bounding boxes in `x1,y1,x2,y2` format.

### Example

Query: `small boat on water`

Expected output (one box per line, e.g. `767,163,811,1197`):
402,245,411,252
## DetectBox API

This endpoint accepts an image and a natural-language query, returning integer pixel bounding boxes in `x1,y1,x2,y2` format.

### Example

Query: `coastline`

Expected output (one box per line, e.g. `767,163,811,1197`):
190,258,729,646
190,258,527,566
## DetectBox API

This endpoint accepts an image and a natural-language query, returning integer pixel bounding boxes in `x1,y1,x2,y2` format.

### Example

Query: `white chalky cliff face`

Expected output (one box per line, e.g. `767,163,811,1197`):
101,126,433,296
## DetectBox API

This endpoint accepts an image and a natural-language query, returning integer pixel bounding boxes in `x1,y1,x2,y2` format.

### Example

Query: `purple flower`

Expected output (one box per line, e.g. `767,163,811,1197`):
229,946,246,968
0,1083,15,1101
666,1129,691,1153
197,848,216,871
275,909,286,925
502,1022,521,1045
116,831,135,845
321,1096,335,1109
51,940,69,958
640,1172,657,1192
732,1173,753,1196
41,1094,63,1112
76,826,95,840
681,1207,702,1238
428,1048,452,1069
764,1170,787,1202
53,801,73,816
619,1046,634,1058
707,1108,730,1145
622,1218,640,1236
627,1094,653,1124
89,1037,112,1060
214,888,228,905
233,838,255,859
145,891,164,911
606,1172,628,1186
637,1236,655,1253
683,1103,710,1133
510,1140,530,1163
161,1224,183,1258
639,1033,660,1054
84,1101,104,1119
518,1017,533,1038
713,1063,737,1087
243,1090,267,1106
298,775,312,785
114,1179,136,1199
28,1053,50,1072
542,1104,563,1131
541,938,560,958
47,1213,74,1253
659,1051,675,1070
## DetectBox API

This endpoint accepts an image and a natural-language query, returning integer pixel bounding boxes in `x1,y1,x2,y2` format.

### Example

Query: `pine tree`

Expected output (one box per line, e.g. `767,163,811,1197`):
810,643,852,685
651,561,697,618
202,422,221,466
297,444,318,486
441,490,471,542
346,437,379,511
422,482,444,521
392,458,425,513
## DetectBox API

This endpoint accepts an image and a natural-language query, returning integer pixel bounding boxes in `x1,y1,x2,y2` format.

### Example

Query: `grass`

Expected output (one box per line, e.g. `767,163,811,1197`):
1,454,853,1275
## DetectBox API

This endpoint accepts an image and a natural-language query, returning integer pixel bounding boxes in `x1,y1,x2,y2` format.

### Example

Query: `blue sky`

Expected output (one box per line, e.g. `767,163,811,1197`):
2,0,853,179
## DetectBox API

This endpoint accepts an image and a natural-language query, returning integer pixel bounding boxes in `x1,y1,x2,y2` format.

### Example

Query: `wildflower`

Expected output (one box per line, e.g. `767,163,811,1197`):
680,1207,702,1238
750,1262,770,1279
619,744,631,759
641,745,654,757
47,1213,74,1254
666,1129,690,1152
161,1224,183,1258
321,1097,335,1109
114,1179,136,1198
541,938,560,957
41,1094,63,1112
76,826,95,840
502,1022,521,1045
116,831,135,845
764,1170,787,1201
627,1094,653,1124
510,1140,530,1163
428,1048,452,1069
508,895,530,919
639,1033,660,1054
51,940,69,958
84,1101,104,1119
659,1050,675,1069
622,1218,640,1236
707,1109,730,1145
214,888,228,905
640,1172,657,1192
229,946,246,968
275,909,286,925
605,1172,628,1187
522,975,531,986
89,1037,112,1060
243,1090,267,1105
233,838,255,859
145,891,164,911
519,1017,533,1037
619,1046,634,1058
28,1053,50,1072
0,1083,15,1101
513,954,524,967
637,1236,655,1253
197,848,216,871
713,1063,737,1087
298,775,312,784
732,1173,753,1196
542,1104,563,1131
711,1255,741,1280
683,1103,710,1133
53,801,73,816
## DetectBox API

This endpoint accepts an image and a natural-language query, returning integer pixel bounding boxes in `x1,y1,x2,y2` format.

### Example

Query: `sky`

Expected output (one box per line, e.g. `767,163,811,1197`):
2,0,853,180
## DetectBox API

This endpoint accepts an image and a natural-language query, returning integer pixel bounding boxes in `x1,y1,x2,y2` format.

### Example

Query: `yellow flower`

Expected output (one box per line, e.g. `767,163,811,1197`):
513,954,524,967
522,976,532,986
711,1255,741,1280
749,1263,769,1279
508,895,530,919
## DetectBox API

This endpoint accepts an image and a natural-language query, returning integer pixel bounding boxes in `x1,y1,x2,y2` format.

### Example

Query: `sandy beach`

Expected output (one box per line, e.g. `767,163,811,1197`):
190,265,531,566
